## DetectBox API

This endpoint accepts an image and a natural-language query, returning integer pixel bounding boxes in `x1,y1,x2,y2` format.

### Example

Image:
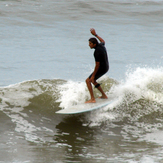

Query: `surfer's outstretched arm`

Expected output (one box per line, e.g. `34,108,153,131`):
90,28,105,44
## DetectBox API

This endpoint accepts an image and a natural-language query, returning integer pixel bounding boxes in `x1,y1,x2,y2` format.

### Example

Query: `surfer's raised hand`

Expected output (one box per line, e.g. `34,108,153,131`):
90,28,97,36
90,28,105,43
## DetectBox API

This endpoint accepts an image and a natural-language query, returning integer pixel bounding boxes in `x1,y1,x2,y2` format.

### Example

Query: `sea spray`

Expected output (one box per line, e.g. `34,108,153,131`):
57,80,89,109
0,67,163,142
56,75,118,109
85,67,163,126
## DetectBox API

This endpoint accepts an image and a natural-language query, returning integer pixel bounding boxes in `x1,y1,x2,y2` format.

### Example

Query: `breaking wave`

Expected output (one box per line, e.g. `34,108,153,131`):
0,66,163,142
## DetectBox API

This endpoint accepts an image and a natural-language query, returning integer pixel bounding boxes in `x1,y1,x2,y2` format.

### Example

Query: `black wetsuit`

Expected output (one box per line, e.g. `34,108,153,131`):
89,42,109,80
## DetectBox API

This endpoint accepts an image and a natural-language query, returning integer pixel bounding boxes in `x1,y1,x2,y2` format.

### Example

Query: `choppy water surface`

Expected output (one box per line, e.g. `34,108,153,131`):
1,0,163,162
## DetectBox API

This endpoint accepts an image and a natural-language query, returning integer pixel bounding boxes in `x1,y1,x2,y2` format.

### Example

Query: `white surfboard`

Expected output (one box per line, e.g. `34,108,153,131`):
55,98,115,114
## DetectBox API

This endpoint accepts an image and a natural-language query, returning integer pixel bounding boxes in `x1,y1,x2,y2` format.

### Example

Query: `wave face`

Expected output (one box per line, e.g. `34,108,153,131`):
0,68,163,162
1,66,163,130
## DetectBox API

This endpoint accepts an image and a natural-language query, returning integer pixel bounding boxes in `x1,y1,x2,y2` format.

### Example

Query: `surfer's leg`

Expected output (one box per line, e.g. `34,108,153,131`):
85,77,96,103
92,70,108,99
93,81,108,99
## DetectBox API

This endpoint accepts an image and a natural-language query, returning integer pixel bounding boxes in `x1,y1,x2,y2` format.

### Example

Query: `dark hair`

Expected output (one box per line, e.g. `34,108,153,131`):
89,37,99,45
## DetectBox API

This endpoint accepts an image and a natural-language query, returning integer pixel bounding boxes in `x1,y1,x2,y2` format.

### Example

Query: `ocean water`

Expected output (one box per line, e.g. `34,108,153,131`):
1,0,163,162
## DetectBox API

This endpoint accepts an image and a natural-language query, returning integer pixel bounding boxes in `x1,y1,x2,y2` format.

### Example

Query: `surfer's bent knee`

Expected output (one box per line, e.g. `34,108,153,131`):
86,78,91,84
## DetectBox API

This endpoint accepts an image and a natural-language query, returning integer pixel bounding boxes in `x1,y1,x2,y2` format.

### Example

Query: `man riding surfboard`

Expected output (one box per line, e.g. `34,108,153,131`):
85,28,109,103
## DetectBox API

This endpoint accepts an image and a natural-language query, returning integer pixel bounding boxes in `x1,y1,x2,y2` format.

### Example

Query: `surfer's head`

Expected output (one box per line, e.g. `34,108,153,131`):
89,38,98,49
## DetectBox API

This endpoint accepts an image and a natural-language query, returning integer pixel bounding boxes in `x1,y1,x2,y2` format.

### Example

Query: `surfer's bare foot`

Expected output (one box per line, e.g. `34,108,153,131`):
98,95,108,99
85,99,96,103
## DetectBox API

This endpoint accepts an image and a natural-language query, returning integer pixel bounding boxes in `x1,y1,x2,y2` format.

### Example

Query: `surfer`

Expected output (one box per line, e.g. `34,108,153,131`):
85,28,109,103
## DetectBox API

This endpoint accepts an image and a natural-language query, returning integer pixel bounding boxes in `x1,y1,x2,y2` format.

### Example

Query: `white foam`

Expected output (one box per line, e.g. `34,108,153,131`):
88,67,163,125
56,67,163,126
57,80,89,109
111,67,163,104
0,81,44,109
